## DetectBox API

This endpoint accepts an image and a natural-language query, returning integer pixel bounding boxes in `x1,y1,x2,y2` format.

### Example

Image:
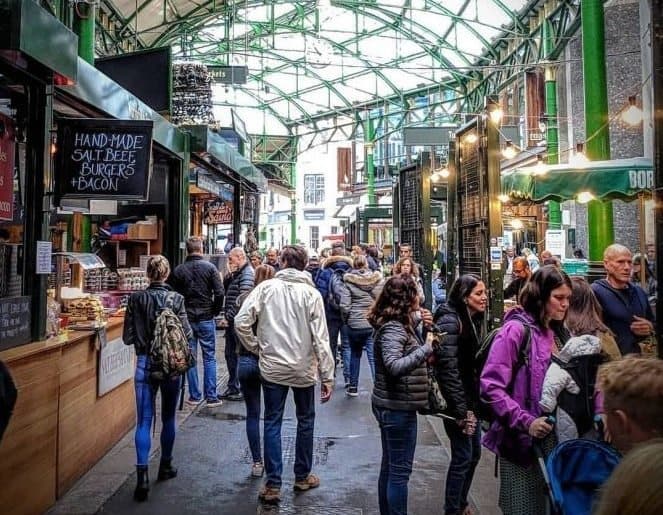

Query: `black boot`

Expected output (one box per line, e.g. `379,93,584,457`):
133,465,149,502
157,458,178,481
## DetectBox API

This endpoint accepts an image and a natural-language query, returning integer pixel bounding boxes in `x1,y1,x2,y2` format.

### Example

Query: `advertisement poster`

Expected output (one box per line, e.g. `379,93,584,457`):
0,113,15,221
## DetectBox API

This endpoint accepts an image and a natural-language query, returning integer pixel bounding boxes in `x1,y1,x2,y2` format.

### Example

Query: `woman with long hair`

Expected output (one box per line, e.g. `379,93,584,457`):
368,274,434,515
123,255,193,502
480,265,572,514
237,264,275,477
393,257,424,303
433,274,487,515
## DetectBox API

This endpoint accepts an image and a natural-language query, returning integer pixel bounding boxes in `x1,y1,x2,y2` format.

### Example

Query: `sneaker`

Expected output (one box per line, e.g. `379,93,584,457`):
258,484,281,504
251,462,264,478
293,473,320,492
219,388,240,399
205,397,223,408
346,386,358,397
227,392,244,402
185,397,202,407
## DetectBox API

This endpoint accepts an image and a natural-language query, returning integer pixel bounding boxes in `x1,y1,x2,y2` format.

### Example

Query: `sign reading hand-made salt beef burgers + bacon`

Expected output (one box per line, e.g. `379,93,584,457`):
55,118,153,202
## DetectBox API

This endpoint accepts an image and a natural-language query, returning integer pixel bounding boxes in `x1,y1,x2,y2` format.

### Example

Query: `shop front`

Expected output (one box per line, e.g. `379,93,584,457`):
0,31,189,514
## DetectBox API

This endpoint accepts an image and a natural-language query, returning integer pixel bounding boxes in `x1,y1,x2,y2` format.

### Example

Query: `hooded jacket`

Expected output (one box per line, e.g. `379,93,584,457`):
321,255,353,318
338,269,384,330
591,279,654,355
234,268,335,388
480,307,554,467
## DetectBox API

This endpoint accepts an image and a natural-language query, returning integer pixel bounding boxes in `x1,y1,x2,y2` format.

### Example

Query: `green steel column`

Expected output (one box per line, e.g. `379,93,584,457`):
290,163,297,244
366,116,376,205
582,0,613,263
543,17,561,229
72,2,95,64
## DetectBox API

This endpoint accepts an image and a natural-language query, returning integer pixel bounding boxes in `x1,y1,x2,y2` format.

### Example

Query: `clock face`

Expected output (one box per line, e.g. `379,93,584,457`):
305,36,333,68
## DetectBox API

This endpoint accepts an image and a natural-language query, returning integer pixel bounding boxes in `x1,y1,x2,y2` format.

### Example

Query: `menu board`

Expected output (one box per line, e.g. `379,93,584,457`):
0,296,31,350
56,118,153,201
203,199,233,225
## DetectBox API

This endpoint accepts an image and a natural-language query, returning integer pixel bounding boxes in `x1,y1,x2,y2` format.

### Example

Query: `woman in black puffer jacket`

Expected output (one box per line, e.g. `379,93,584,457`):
368,274,434,515
433,274,487,515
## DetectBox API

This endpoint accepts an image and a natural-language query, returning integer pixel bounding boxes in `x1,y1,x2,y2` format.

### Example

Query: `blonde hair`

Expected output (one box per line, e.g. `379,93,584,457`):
146,255,170,282
353,255,368,270
598,357,663,435
594,439,663,515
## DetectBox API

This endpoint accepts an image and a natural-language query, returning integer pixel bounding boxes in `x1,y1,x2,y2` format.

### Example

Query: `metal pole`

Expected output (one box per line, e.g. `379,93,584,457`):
582,0,613,278
290,163,297,244
421,152,432,310
72,2,95,64
651,0,663,355
366,115,376,205
543,16,562,230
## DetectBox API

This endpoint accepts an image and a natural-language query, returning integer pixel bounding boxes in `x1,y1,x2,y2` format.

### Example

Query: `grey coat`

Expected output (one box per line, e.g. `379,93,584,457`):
371,320,432,411
338,269,384,330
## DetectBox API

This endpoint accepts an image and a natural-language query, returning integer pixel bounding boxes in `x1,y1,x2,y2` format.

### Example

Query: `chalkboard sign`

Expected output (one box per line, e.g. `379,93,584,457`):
0,296,31,350
56,118,153,201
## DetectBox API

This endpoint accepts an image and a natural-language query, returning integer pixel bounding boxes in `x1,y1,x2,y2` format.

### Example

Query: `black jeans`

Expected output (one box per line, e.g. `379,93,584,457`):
442,417,481,514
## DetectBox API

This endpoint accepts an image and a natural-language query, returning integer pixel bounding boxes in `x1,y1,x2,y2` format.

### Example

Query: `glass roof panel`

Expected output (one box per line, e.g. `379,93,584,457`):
101,0,534,134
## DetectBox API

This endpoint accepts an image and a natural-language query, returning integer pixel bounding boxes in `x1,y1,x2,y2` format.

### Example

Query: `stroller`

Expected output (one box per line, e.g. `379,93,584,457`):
536,436,621,515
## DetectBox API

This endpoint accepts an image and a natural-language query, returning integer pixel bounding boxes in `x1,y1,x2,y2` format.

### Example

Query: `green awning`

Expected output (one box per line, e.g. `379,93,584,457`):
501,158,654,203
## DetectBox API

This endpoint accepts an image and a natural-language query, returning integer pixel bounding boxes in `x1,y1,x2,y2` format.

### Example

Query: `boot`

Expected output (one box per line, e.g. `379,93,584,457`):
157,458,178,481
133,465,149,502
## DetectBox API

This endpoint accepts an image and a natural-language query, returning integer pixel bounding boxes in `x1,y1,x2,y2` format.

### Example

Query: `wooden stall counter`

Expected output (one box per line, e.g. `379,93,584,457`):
0,316,135,515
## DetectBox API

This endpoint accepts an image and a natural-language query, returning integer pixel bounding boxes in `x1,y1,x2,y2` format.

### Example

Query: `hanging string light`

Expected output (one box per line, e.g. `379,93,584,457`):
621,95,643,126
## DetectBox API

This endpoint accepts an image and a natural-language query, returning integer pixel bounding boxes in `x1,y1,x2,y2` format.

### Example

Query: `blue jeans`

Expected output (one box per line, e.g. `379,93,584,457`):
347,326,375,387
187,319,218,402
262,379,315,488
224,324,240,393
372,406,418,515
238,354,262,463
134,355,181,466
443,418,481,515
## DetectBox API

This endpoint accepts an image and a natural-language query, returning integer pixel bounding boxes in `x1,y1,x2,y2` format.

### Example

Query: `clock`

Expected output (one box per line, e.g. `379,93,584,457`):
305,36,333,68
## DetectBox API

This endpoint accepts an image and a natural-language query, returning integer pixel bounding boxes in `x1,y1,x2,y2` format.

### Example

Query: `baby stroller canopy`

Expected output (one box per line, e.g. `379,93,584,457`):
546,439,621,515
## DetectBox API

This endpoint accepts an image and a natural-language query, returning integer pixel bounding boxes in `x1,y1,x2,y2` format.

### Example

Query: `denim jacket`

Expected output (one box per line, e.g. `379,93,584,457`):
480,308,553,466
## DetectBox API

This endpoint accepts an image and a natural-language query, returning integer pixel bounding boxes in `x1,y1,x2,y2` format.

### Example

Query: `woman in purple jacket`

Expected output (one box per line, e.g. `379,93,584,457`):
480,265,572,514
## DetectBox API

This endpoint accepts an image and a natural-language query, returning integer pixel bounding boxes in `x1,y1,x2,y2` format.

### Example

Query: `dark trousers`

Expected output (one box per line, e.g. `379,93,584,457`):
262,379,315,488
442,417,481,514
372,405,418,515
224,324,240,393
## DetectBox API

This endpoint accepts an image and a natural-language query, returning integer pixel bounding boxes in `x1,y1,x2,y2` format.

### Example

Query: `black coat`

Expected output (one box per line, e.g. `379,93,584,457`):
433,304,481,420
169,255,225,322
224,262,255,323
371,320,432,411
123,283,193,356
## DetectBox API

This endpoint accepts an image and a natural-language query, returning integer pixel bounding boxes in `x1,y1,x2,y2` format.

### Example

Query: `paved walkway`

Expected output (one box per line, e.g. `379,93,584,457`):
49,332,500,515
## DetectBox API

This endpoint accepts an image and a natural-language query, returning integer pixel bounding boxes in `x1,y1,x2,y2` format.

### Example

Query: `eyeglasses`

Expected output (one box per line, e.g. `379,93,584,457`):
512,268,527,275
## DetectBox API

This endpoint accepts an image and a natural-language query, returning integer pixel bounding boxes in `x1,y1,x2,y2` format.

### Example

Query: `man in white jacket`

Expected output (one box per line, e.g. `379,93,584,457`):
235,245,335,505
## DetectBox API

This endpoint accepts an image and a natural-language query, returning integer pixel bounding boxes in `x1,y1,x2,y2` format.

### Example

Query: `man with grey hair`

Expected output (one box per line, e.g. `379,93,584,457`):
169,236,225,407
220,247,255,400
592,243,655,355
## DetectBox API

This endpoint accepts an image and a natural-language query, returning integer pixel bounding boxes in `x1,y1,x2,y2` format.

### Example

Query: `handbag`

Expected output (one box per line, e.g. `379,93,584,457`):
418,331,448,416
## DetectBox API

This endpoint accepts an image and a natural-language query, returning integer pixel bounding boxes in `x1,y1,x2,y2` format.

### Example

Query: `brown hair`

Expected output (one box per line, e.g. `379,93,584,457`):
565,276,610,336
353,255,368,270
254,264,275,285
594,439,663,515
393,257,419,278
186,236,203,254
367,274,419,331
146,255,170,282
598,357,663,437
279,245,308,271
518,264,571,327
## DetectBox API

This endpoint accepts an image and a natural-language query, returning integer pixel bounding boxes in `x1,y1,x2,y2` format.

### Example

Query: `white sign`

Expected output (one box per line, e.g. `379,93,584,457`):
545,229,566,257
36,240,52,274
490,246,503,263
98,335,135,396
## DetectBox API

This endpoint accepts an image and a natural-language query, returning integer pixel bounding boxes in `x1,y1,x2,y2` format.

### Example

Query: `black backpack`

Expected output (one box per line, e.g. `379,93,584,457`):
475,315,532,422
552,353,605,435
326,269,345,312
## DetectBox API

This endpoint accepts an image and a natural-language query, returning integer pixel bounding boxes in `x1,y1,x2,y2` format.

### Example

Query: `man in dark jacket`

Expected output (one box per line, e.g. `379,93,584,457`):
221,247,255,400
592,244,655,355
503,256,531,300
321,242,353,383
169,236,225,407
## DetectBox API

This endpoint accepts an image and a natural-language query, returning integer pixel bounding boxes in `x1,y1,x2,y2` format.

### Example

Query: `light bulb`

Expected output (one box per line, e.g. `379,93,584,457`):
502,141,517,159
532,155,548,175
498,194,510,203
440,167,450,179
621,96,642,126
577,191,595,203
464,132,478,144
511,219,524,230
430,172,441,183
489,107,503,125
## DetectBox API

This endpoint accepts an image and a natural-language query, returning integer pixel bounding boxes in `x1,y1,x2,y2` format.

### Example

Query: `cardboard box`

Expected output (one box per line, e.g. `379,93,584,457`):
135,222,157,240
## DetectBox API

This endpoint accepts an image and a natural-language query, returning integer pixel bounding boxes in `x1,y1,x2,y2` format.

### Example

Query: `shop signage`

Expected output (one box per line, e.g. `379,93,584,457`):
0,296,31,351
545,229,566,257
0,114,15,221
207,65,248,84
98,333,135,397
304,209,326,221
56,118,154,201
204,199,233,225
